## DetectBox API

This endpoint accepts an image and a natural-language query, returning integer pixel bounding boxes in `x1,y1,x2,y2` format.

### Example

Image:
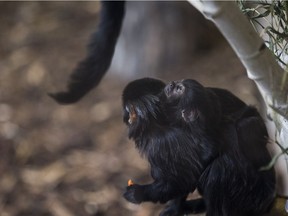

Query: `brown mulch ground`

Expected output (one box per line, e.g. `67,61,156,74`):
0,2,266,216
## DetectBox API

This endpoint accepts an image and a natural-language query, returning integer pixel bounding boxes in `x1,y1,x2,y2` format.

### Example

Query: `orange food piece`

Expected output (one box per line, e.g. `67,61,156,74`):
128,179,134,186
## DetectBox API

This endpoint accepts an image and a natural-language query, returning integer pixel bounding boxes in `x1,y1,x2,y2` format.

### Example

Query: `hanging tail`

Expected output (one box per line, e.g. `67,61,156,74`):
49,1,125,104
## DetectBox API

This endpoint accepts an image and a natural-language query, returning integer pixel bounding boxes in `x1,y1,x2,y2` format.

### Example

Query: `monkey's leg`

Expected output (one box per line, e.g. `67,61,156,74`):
159,195,187,216
160,197,206,216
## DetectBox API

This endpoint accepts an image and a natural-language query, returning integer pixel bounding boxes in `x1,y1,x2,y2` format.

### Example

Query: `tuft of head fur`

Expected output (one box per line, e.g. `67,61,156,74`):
122,78,165,103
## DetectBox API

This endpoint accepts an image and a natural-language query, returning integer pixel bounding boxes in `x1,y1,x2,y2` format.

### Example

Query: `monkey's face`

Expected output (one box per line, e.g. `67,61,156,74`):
123,95,165,139
123,101,151,126
164,80,185,101
164,78,204,96
163,79,213,123
123,102,141,139
124,104,137,125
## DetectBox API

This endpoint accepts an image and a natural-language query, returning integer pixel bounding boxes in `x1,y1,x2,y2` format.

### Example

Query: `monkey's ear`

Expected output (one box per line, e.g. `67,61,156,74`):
181,109,199,122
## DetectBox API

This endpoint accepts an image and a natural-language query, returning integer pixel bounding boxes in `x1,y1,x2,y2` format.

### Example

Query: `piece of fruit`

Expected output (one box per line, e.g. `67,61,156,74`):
128,179,134,186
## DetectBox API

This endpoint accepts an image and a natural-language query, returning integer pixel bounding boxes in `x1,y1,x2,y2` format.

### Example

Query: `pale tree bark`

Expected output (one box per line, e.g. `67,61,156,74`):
187,0,288,199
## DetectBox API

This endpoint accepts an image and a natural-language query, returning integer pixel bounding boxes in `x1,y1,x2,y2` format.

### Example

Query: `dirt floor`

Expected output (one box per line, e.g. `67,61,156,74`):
0,2,267,216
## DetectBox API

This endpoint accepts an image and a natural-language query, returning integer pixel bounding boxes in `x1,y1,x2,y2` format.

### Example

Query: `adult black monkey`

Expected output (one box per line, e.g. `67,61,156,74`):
122,78,234,215
122,78,275,216
122,78,215,215
50,1,125,104
162,79,276,216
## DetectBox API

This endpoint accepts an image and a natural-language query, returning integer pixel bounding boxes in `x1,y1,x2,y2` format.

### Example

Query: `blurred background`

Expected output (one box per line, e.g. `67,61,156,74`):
0,2,260,216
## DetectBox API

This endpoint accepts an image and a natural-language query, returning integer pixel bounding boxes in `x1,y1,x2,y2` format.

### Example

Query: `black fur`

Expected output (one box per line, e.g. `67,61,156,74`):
122,78,275,216
122,78,212,206
50,1,125,104
163,79,275,216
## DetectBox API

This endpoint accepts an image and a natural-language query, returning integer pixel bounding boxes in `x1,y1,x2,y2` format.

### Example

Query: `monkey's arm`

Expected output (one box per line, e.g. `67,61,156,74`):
123,181,207,215
123,180,193,204
123,129,205,204
50,1,125,104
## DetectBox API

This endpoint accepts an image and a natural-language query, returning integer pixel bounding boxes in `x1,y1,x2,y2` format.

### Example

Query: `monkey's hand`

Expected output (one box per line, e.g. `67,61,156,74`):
123,184,145,204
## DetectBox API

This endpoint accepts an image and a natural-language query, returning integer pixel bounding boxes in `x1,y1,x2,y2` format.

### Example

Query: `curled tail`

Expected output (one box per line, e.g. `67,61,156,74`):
50,1,125,104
